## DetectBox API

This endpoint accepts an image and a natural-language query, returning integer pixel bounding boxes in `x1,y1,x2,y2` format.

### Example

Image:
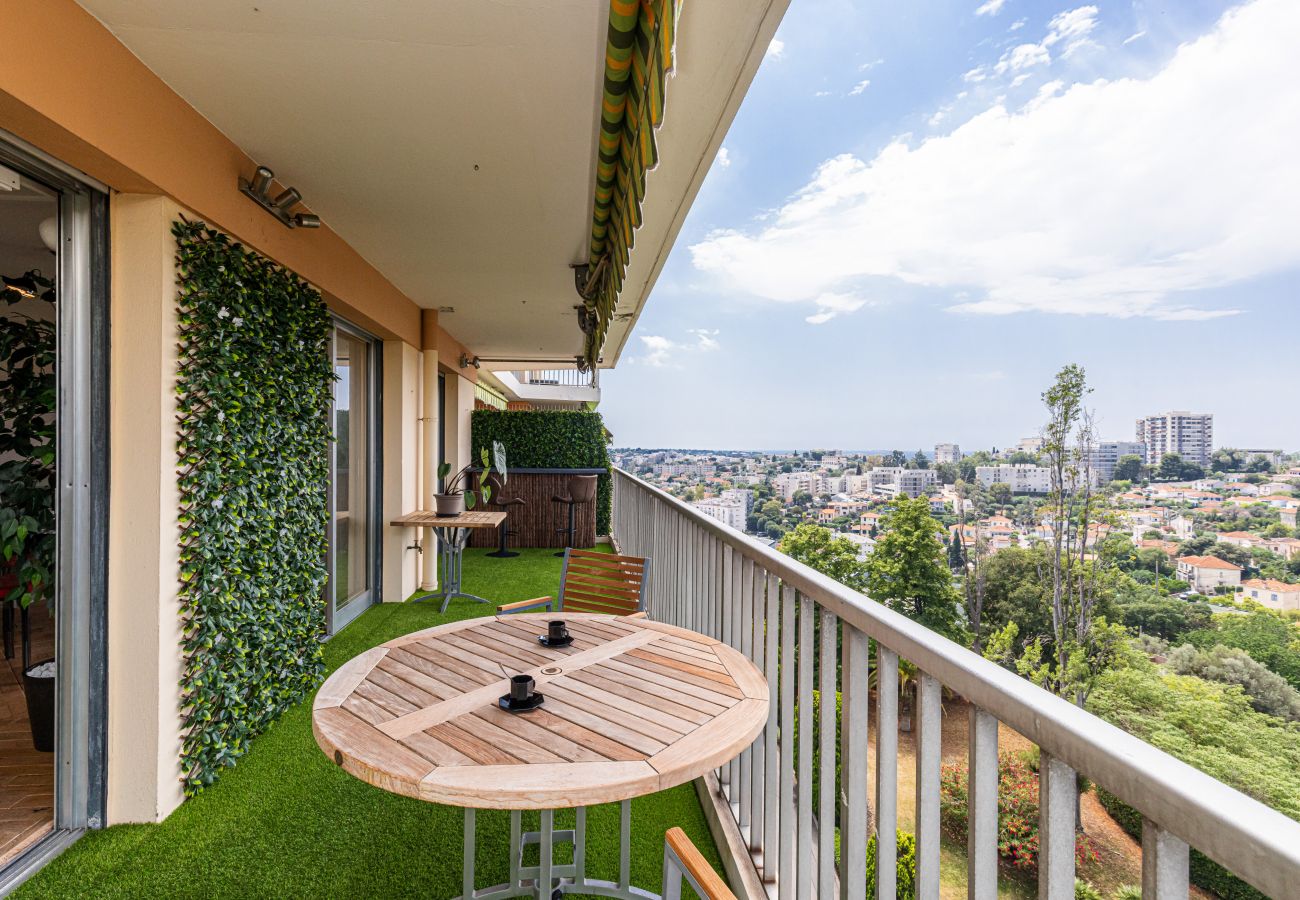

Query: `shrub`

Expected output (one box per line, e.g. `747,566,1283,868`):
1074,880,1103,900
1166,642,1300,721
471,409,612,534
865,830,917,900
939,751,1099,873
1113,886,1142,900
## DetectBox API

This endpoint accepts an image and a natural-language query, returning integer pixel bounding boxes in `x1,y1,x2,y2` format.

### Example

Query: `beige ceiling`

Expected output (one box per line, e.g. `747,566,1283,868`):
76,0,787,365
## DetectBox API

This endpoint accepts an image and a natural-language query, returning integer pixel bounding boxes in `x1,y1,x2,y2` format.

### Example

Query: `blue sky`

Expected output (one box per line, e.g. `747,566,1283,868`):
600,0,1300,453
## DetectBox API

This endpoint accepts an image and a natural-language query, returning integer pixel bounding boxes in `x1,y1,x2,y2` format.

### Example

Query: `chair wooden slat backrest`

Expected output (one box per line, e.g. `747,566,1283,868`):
558,548,650,616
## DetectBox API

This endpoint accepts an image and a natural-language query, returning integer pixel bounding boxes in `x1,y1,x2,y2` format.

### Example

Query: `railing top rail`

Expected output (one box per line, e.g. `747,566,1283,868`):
613,468,1300,897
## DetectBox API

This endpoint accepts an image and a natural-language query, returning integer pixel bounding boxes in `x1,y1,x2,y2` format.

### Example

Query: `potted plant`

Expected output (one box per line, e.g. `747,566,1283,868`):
1,270,57,752
435,448,494,517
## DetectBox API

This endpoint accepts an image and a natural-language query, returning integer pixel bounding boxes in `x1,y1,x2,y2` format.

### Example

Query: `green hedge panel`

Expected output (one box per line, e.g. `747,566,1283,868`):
471,409,612,535
174,219,332,795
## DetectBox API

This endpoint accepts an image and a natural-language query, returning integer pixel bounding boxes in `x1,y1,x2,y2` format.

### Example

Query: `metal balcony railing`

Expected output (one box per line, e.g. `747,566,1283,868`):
611,468,1300,899
513,368,599,388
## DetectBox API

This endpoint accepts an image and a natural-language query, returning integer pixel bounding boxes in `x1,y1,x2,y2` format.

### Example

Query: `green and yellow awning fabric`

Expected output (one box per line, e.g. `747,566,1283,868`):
581,0,683,367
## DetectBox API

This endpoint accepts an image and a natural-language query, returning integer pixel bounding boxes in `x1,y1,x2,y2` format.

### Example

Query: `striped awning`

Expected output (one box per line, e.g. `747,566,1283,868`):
581,0,682,367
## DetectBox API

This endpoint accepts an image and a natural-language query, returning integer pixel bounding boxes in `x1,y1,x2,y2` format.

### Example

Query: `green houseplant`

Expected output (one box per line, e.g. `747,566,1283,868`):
435,448,493,517
0,269,57,751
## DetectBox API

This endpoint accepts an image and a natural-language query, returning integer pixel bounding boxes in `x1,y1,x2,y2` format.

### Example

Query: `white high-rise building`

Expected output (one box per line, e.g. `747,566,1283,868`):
934,443,961,464
691,498,747,531
1136,412,1213,467
1092,441,1146,482
720,488,754,513
975,464,1052,494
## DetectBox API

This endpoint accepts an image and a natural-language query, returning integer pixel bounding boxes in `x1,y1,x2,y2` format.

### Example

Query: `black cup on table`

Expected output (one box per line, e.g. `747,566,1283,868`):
548,620,569,643
510,674,535,703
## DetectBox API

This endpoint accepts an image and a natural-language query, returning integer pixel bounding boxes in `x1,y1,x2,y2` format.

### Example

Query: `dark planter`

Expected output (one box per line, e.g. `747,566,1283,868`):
22,658,55,752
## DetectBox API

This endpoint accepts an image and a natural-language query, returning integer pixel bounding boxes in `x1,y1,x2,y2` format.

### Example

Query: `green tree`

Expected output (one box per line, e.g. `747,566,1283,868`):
1113,454,1145,482
989,481,1013,508
947,534,966,571
912,450,929,469
886,449,908,467
865,497,961,637
778,523,868,591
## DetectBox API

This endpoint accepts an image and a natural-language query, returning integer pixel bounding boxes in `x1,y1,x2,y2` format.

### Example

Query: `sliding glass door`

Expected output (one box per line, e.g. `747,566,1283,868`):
328,323,379,633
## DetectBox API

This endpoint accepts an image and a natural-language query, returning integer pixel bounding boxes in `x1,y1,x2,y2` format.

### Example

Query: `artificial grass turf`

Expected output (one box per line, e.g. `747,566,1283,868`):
16,546,728,899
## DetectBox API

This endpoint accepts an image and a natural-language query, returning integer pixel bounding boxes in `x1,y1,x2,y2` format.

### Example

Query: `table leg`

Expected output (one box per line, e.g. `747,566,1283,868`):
454,802,657,900
409,527,499,612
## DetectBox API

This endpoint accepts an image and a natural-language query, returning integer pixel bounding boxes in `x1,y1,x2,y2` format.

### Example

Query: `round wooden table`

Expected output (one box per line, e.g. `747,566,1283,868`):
313,612,769,899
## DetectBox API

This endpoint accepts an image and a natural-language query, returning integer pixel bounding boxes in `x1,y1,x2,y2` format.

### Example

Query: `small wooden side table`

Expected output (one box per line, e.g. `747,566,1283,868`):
390,510,507,612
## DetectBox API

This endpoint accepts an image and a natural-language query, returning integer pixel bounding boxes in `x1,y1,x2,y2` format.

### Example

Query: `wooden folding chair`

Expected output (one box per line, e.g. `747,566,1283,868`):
661,827,737,900
496,548,651,617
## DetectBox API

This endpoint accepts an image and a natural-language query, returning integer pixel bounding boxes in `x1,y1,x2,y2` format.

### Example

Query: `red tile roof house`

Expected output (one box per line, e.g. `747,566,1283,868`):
1237,578,1300,612
1176,555,1244,593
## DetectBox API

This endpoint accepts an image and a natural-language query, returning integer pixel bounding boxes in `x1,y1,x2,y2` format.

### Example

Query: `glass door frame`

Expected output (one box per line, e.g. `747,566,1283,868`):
0,129,109,887
325,318,382,635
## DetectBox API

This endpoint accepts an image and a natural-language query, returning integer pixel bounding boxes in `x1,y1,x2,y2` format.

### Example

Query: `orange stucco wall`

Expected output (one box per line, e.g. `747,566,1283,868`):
0,0,429,346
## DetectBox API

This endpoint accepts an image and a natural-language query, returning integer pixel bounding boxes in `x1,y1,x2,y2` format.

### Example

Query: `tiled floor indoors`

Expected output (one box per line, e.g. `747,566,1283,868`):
0,606,54,866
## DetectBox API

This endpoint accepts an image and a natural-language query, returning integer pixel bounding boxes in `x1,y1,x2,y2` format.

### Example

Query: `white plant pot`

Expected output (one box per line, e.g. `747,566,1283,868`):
434,493,466,517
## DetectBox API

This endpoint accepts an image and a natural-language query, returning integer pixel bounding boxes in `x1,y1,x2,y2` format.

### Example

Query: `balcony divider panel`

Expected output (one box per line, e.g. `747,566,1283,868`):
610,468,1300,900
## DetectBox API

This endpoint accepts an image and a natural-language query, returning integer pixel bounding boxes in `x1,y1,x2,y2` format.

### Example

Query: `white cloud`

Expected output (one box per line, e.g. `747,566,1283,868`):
634,330,721,365
976,0,1008,16
636,335,677,367
814,90,832,98
994,42,1051,75
985,6,1098,79
963,66,989,83
687,328,721,350
1123,30,1148,45
859,58,885,72
716,147,732,168
689,0,1300,323
849,79,871,96
805,293,869,325
1010,17,1027,31
766,38,785,60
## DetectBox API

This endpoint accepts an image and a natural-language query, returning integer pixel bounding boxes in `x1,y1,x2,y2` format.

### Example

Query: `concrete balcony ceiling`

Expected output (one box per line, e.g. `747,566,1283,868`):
75,0,787,364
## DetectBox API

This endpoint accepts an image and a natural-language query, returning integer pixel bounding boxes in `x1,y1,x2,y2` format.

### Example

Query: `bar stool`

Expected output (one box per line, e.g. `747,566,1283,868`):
552,474,598,558
483,472,526,559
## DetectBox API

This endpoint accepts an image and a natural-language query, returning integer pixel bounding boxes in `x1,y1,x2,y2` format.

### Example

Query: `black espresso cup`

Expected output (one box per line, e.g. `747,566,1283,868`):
510,674,535,703
548,620,569,643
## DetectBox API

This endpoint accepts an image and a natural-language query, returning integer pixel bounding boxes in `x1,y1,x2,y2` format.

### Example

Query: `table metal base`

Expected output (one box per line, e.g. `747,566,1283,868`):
455,801,658,900
411,525,495,614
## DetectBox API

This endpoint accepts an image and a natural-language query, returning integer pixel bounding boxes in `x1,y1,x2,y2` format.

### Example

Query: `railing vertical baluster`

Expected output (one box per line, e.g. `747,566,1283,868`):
1141,818,1190,899
728,545,743,800
875,646,899,900
817,609,837,900
719,543,733,792
1038,752,1077,900
762,572,780,886
779,583,796,900
739,558,755,835
967,706,999,899
797,593,815,900
841,626,869,900
750,564,766,855
915,672,942,899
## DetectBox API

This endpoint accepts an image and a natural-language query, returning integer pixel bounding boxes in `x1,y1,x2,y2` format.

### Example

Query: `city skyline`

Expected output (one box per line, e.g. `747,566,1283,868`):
599,0,1300,450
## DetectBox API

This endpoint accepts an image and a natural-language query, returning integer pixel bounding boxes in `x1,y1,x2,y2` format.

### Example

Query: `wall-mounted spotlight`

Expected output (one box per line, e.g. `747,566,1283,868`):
459,354,481,370
239,165,321,229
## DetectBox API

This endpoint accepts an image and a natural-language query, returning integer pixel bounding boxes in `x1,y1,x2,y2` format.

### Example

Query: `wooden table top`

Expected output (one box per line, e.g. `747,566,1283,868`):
389,510,507,529
312,613,769,810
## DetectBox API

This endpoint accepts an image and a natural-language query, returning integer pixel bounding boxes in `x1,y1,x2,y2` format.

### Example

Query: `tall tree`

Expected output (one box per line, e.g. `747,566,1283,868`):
778,523,868,591
1112,454,1145,483
865,497,961,638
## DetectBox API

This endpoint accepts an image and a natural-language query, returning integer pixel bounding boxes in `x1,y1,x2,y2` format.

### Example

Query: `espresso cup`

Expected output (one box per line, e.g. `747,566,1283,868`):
510,674,534,702
548,620,569,642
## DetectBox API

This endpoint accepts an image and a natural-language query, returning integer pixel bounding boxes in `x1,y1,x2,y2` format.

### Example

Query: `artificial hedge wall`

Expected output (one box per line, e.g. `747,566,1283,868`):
471,409,612,535
1095,787,1265,900
174,219,333,794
